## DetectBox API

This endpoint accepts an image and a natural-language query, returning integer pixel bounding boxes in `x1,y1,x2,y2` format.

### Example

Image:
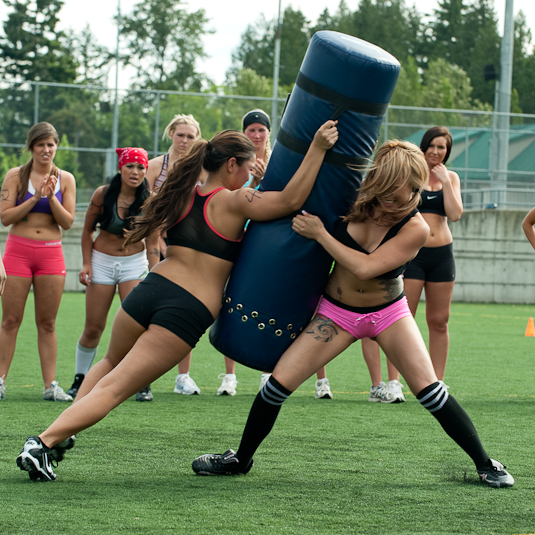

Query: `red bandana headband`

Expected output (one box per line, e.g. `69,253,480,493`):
116,147,149,170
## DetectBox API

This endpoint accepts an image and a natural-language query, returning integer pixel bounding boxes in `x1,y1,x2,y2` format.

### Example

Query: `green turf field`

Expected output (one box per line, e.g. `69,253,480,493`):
1,293,534,534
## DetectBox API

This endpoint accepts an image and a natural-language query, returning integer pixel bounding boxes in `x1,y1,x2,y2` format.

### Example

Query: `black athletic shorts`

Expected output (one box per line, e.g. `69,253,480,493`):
121,272,214,348
404,243,455,283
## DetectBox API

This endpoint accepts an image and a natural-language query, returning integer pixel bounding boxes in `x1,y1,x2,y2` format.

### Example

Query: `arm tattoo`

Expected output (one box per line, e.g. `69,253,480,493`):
378,277,403,301
305,317,338,342
244,190,263,203
150,248,159,256
1,188,9,201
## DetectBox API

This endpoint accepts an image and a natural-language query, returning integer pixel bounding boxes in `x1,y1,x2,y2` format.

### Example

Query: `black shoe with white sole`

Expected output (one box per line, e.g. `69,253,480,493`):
17,436,57,482
192,449,253,475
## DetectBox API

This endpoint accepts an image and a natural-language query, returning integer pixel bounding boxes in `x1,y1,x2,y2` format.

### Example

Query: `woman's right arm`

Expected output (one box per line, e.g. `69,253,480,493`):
79,187,104,286
228,120,338,221
0,168,41,226
522,207,535,251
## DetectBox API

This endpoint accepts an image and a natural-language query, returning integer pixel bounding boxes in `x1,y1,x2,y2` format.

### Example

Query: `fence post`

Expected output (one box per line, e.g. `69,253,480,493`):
383,107,389,143
153,92,161,157
33,83,39,124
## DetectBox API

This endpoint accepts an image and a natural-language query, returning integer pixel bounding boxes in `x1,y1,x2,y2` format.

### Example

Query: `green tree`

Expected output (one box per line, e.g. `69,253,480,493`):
231,7,310,87
512,11,535,115
120,0,211,91
0,0,78,83
65,26,113,85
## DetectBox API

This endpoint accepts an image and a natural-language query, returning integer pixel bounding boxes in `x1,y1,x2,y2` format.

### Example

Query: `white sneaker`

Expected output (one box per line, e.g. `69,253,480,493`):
315,378,333,399
43,381,73,402
368,381,386,402
379,379,405,403
217,374,237,396
0,375,5,400
174,374,201,395
259,373,271,390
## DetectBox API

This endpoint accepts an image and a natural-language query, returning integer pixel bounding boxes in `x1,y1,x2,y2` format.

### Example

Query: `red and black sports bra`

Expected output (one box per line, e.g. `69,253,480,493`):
166,186,242,263
332,209,418,279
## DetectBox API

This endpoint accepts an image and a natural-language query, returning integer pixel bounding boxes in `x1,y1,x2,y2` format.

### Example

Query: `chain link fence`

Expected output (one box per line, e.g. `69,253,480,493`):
1,81,535,217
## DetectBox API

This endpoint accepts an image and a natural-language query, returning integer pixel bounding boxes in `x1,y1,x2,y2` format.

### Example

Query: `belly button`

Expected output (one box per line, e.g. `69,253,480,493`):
359,289,364,293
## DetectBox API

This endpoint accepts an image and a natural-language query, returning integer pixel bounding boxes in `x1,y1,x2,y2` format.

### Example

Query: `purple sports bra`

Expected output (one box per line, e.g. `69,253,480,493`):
16,171,63,214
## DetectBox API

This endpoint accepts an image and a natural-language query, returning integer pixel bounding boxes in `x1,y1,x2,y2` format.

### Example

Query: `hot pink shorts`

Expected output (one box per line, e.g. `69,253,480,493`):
3,234,66,277
316,294,412,339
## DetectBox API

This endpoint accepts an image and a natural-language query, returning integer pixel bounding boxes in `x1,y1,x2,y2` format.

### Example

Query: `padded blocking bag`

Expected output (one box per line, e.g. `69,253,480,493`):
210,31,400,371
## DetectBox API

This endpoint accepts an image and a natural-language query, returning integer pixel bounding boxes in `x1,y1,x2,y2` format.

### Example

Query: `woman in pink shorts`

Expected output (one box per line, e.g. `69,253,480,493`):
0,122,76,401
193,140,514,489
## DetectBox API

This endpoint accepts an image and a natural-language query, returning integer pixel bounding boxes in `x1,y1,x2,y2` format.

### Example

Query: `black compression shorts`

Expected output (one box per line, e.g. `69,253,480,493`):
121,272,214,348
404,243,455,283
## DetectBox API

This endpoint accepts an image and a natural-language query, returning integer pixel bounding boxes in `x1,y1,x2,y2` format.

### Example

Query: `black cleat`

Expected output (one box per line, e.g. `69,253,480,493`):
192,449,253,476
49,435,76,463
478,459,514,488
17,436,57,482
67,374,85,398
136,386,153,402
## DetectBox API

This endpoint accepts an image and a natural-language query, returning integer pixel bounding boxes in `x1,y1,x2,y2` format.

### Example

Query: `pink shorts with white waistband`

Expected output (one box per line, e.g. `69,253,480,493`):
315,295,412,340
3,234,66,277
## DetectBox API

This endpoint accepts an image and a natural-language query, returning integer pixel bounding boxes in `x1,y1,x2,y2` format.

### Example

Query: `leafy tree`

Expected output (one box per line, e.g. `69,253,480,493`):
512,11,535,114
65,26,113,85
120,0,211,91
231,7,310,87
0,0,78,83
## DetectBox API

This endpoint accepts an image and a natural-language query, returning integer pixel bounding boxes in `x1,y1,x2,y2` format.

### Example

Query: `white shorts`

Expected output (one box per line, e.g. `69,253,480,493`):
90,249,149,285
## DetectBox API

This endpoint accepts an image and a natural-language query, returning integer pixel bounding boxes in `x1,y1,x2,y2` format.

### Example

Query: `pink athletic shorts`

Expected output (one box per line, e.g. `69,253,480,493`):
3,234,66,277
316,294,412,339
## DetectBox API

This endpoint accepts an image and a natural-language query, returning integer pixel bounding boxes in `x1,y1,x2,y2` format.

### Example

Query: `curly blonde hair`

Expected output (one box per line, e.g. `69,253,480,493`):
345,140,428,225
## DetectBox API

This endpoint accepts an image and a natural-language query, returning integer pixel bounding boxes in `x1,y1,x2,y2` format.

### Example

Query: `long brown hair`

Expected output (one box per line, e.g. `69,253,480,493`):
125,130,255,246
345,140,428,225
18,122,60,202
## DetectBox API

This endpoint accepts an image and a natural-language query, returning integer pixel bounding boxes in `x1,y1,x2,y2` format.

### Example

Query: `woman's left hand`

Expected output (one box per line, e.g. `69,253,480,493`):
292,211,325,240
430,163,450,184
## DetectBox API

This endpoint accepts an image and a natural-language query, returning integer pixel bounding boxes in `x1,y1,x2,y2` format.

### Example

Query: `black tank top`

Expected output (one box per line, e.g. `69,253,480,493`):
419,189,446,217
332,209,418,279
166,187,242,263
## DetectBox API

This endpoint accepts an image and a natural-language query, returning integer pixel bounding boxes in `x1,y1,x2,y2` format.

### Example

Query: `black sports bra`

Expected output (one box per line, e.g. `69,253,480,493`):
419,189,446,217
166,187,242,263
332,209,418,279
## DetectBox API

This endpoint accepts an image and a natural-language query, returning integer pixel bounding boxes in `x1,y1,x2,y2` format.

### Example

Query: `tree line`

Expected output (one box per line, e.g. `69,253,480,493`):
0,0,533,186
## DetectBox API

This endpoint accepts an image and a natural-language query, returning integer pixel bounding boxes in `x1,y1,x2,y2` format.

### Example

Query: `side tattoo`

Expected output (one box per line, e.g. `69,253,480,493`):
306,317,338,342
325,280,343,300
244,190,263,203
378,277,403,301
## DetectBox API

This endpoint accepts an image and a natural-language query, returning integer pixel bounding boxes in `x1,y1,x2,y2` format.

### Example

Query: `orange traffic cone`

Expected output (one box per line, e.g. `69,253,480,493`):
525,317,535,337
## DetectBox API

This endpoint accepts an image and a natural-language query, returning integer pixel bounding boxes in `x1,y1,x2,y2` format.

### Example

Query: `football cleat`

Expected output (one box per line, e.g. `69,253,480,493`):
192,449,253,476
17,436,57,482
478,459,514,488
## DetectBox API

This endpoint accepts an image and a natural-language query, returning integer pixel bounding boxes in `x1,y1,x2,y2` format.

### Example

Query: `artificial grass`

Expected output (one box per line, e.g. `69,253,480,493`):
1,294,534,534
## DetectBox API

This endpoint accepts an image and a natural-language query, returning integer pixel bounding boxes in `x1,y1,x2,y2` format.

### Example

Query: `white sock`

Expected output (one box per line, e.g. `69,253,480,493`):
177,373,189,378
225,374,236,379
75,342,98,375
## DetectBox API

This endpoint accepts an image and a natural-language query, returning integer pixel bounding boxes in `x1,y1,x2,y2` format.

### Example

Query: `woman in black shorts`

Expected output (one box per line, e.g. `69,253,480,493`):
16,120,339,481
403,126,463,384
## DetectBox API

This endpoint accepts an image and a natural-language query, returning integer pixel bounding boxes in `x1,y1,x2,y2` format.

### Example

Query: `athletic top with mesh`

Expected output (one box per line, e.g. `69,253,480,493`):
419,189,446,217
332,209,418,279
166,186,242,262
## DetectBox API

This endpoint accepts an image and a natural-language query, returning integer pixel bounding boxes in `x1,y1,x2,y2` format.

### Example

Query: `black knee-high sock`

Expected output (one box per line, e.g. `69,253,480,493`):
236,376,292,465
417,382,490,470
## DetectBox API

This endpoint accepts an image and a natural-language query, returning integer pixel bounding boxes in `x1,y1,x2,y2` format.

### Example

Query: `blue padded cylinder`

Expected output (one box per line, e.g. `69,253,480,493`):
210,31,400,371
